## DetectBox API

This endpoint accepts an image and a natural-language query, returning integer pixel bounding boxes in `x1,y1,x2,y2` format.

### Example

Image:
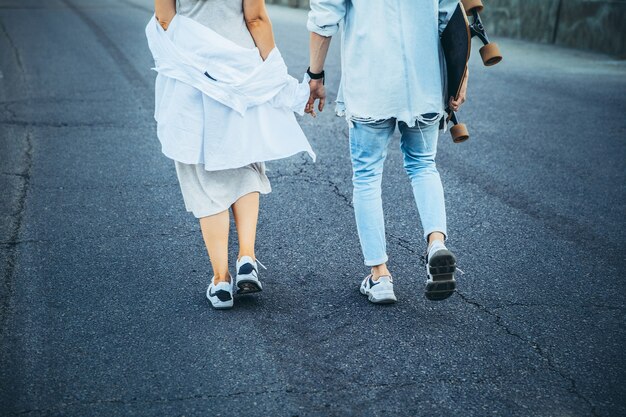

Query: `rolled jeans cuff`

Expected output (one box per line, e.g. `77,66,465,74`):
423,227,448,242
364,254,389,267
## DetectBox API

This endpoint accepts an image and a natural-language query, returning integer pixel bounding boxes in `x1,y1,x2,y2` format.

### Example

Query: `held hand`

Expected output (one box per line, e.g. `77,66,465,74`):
305,79,326,118
449,69,469,112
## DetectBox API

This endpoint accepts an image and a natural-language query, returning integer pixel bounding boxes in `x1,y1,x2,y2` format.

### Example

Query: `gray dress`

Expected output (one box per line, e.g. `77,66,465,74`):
173,0,271,218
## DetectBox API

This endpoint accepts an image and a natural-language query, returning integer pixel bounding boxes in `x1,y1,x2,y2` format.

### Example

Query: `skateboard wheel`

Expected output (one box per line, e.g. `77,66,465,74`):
461,0,483,13
480,43,502,66
451,123,469,143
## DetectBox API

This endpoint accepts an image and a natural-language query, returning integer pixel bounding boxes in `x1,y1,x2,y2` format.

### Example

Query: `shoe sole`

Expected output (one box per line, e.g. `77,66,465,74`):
360,287,397,304
236,278,263,295
426,250,457,301
207,298,234,310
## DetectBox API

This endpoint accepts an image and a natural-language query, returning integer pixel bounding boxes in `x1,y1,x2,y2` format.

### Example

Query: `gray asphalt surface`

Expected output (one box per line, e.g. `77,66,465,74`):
1,1,625,416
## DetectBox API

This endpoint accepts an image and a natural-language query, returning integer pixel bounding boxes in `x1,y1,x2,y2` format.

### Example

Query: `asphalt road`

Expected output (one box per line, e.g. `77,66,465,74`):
1,1,625,416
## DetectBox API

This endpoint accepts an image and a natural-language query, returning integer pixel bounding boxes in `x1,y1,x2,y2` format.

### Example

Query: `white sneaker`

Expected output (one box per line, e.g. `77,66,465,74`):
235,256,263,295
360,274,397,304
206,275,234,309
425,241,457,301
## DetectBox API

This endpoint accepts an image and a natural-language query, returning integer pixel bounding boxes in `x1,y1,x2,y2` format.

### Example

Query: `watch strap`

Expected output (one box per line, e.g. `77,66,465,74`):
307,67,325,80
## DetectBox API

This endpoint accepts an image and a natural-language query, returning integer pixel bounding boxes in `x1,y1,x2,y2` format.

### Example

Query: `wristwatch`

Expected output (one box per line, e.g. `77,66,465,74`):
307,67,325,84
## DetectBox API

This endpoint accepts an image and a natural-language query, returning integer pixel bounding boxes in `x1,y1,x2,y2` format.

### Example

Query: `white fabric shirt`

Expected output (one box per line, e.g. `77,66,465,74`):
145,14,316,171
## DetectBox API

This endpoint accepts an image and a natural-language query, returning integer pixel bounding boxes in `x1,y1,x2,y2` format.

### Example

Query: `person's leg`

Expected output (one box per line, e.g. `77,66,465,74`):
199,209,230,283
231,192,265,294
349,119,396,279
232,192,260,260
400,120,457,300
398,121,447,243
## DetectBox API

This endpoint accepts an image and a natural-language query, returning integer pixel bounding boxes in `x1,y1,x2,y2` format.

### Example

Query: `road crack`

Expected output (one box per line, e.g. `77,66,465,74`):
0,133,32,336
0,17,25,76
456,291,599,417
0,16,33,338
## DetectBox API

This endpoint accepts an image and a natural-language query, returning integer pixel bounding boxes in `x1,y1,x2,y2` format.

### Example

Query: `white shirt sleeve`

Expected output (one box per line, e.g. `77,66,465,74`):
307,0,347,37
438,0,460,34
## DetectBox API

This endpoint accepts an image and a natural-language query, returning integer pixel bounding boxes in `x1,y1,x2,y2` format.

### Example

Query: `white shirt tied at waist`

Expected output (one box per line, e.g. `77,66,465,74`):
146,14,309,115
145,14,316,171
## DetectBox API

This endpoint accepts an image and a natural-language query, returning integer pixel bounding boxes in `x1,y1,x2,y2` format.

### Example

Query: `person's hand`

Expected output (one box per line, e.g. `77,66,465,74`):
449,69,469,112
305,79,326,118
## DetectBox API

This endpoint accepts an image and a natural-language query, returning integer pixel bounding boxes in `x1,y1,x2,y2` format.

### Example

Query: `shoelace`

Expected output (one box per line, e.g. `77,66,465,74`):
255,258,267,270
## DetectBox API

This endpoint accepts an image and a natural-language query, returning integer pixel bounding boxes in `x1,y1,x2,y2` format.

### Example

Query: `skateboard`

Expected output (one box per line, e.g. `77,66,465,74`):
440,0,502,143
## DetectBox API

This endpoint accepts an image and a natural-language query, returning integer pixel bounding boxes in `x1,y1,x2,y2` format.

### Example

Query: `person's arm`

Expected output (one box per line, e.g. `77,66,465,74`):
305,0,346,117
154,0,176,30
309,33,331,75
305,33,332,117
243,0,275,61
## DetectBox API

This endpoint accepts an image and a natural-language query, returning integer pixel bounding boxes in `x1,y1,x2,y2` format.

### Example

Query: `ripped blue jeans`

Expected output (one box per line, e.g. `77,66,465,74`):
349,118,447,266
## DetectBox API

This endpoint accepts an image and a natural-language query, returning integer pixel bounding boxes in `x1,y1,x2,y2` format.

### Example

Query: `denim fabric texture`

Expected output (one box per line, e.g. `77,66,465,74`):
349,118,447,266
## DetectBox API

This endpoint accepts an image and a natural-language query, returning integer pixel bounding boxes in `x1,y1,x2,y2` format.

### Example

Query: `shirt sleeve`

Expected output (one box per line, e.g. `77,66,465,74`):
438,0,460,34
307,0,347,37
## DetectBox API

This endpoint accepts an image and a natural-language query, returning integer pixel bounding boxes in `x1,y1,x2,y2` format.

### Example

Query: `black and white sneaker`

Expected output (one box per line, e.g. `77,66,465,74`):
206,275,234,309
360,274,397,304
425,241,457,301
235,256,264,295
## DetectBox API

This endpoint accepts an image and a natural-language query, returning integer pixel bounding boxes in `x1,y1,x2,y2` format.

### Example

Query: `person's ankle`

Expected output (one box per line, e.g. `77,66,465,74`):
237,252,255,262
427,232,445,246
213,272,231,283
371,265,391,280
427,234,446,251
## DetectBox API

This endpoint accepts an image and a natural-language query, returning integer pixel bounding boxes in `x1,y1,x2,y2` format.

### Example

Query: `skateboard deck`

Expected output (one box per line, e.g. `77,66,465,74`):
442,4,471,116
440,0,502,143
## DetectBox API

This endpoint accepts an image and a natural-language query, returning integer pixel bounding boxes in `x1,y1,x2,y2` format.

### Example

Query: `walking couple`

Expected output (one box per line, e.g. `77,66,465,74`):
147,0,466,309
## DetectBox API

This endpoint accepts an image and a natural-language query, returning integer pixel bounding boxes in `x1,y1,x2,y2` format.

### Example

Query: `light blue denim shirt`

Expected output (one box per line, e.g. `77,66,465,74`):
308,0,459,127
